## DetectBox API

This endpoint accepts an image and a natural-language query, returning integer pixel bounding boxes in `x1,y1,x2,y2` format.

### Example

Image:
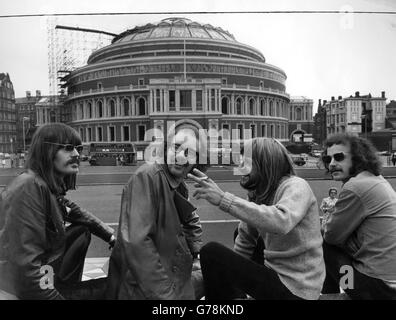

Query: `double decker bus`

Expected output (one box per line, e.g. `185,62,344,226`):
88,142,137,166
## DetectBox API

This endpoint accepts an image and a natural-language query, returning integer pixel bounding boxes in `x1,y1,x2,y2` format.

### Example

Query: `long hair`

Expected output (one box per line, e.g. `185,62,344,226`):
25,123,82,195
240,138,295,205
323,133,382,177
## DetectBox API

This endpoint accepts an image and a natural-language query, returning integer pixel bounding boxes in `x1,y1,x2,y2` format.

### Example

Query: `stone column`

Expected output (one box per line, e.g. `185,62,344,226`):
176,89,180,112
131,95,135,116
116,96,121,117
160,89,164,112
192,90,196,112
164,90,168,112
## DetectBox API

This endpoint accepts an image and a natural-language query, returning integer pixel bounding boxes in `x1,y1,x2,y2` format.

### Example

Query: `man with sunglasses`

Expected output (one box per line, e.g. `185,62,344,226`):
0,123,115,299
321,133,396,299
106,121,207,300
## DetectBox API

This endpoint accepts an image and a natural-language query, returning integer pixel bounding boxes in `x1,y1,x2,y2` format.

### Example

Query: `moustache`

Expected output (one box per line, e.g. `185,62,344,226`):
330,168,342,174
66,157,80,166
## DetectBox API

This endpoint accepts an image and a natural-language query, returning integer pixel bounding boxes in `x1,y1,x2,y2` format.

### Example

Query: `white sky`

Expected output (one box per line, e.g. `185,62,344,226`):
1,0,395,113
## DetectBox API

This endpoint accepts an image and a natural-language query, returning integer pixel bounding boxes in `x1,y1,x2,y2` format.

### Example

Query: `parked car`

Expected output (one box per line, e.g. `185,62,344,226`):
310,150,323,158
80,154,89,161
291,155,306,166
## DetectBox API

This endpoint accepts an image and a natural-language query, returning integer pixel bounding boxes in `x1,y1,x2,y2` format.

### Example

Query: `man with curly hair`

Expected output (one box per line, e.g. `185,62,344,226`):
321,133,396,299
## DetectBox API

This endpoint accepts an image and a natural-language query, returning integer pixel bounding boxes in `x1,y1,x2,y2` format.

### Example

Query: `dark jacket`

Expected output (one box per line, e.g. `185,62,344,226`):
0,170,114,299
106,163,202,300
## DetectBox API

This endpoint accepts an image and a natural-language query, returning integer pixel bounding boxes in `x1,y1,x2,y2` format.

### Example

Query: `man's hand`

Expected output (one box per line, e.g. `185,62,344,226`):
187,169,225,206
108,235,116,249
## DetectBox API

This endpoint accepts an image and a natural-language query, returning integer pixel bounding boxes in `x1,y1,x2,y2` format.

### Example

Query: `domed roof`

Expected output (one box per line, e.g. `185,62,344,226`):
112,17,237,44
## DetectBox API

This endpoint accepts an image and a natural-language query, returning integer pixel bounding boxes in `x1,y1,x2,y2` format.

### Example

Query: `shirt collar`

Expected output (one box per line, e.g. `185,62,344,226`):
156,162,182,189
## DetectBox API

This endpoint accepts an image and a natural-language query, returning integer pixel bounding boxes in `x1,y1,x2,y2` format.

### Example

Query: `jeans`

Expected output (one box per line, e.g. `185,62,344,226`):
200,242,302,300
50,224,107,300
322,240,396,300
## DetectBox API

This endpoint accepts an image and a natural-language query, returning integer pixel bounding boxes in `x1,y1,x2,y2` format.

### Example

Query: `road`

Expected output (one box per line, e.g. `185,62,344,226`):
2,162,396,187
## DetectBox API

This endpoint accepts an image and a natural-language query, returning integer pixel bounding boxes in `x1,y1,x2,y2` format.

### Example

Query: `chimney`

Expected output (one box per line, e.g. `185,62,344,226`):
26,91,31,98
355,91,360,97
36,90,41,98
331,96,335,101
381,91,386,98
338,96,342,100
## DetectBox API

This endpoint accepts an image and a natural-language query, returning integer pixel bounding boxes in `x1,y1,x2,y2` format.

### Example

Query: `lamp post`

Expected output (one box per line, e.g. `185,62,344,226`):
22,116,30,153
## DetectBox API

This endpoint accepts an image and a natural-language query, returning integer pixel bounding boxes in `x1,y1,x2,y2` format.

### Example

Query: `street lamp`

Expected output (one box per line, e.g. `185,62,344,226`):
22,116,30,153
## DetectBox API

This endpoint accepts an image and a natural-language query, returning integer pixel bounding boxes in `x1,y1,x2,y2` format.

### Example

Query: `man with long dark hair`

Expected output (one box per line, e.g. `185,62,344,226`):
321,133,396,299
0,123,115,299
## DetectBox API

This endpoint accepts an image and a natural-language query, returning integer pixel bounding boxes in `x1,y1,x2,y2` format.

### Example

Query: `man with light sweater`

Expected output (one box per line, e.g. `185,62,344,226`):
321,133,396,299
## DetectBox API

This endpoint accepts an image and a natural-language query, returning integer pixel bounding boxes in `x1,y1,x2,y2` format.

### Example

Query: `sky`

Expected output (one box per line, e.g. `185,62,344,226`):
1,0,396,114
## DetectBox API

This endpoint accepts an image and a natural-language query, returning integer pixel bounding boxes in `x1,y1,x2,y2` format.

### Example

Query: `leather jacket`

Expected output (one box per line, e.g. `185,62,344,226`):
0,170,113,299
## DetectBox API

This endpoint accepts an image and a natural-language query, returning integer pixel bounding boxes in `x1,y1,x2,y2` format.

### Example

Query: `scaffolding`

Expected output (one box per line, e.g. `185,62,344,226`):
46,18,116,95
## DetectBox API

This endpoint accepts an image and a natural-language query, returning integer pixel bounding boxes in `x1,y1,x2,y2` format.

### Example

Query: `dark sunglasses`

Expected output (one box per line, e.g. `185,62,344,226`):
44,142,84,153
322,152,348,164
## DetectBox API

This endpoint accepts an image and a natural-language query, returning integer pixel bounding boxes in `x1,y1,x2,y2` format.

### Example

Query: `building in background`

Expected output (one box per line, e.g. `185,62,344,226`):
322,91,393,152
288,96,314,143
386,100,396,129
15,90,42,152
313,99,327,146
61,17,290,157
0,73,16,154
323,91,387,137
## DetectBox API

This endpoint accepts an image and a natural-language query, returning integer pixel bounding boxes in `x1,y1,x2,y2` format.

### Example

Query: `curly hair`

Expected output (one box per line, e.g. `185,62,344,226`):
323,133,382,177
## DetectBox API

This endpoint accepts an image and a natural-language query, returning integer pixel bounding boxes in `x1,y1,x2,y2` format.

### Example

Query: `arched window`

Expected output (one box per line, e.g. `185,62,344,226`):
296,107,302,121
87,102,92,118
276,101,279,117
137,97,146,115
97,101,103,118
123,99,129,116
249,99,255,115
110,100,116,117
270,125,275,138
260,100,265,115
78,103,84,119
221,97,229,114
236,98,243,115
269,101,274,116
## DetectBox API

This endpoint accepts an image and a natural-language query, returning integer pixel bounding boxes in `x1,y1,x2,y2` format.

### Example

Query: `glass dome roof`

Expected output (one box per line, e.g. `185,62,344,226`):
112,18,237,44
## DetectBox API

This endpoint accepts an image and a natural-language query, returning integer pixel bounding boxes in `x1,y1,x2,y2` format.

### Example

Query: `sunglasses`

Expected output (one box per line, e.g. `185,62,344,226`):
322,152,348,164
44,142,84,153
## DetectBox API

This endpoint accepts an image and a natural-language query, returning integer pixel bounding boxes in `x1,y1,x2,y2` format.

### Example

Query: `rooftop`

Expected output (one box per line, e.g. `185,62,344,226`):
112,17,236,44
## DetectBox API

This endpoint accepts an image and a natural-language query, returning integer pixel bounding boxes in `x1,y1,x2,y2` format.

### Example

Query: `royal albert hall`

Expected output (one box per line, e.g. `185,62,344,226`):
64,18,290,155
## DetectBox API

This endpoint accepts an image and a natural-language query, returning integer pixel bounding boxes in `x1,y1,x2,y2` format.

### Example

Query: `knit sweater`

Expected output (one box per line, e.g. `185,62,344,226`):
231,176,325,300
